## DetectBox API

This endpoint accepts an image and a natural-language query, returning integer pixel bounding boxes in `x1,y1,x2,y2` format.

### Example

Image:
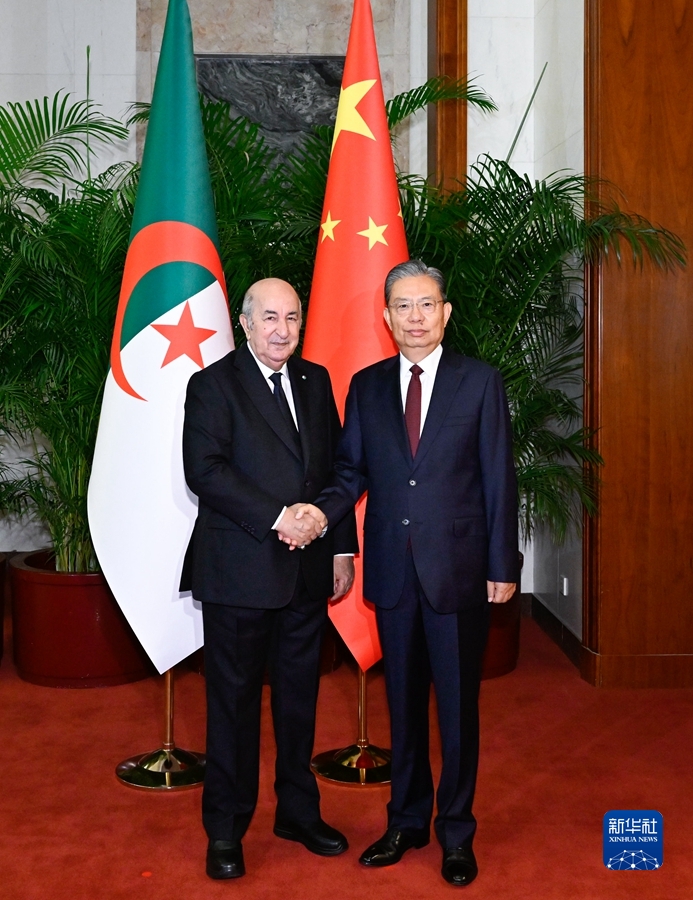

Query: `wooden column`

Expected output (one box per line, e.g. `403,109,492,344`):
583,0,693,686
429,0,467,187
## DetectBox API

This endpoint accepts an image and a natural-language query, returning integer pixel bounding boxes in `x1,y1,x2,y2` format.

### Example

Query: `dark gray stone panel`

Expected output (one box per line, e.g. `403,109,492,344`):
196,54,345,162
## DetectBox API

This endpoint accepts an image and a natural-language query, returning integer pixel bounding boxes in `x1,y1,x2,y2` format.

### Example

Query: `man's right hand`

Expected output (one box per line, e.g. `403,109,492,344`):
276,503,327,549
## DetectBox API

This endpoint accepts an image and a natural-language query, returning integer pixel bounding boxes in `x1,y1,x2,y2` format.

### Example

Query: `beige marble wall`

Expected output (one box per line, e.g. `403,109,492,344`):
137,0,414,168
0,0,137,169
467,0,535,178
467,0,584,182
533,0,583,181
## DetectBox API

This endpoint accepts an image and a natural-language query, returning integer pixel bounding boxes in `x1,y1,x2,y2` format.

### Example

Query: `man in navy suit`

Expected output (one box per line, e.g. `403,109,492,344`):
295,260,518,887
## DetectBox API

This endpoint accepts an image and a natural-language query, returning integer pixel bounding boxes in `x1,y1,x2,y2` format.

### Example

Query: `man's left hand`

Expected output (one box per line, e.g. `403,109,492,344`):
487,581,516,604
331,556,355,601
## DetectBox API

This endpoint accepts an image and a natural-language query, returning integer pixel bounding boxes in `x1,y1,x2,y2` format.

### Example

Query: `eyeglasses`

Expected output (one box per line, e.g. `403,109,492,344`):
388,299,444,317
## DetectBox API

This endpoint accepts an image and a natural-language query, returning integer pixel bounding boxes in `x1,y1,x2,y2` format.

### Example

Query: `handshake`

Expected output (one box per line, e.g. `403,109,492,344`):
276,503,328,549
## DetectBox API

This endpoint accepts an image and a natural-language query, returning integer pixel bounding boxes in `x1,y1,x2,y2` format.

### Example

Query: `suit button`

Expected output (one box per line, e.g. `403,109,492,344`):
402,519,410,526
409,479,416,486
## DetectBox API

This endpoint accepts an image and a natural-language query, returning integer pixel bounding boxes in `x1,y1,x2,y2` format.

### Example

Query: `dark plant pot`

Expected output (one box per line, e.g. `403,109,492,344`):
10,550,155,688
481,591,521,680
0,552,6,665
480,552,524,680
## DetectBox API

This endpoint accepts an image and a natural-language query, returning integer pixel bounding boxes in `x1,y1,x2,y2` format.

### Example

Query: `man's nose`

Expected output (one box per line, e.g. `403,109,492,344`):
408,304,424,322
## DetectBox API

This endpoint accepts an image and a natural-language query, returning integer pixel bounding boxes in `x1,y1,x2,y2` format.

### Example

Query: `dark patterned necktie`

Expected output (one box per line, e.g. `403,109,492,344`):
269,372,298,434
405,364,423,456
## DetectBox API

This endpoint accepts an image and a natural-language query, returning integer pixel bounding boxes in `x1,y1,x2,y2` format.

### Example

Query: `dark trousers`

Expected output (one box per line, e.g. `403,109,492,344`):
201,573,326,842
376,549,490,849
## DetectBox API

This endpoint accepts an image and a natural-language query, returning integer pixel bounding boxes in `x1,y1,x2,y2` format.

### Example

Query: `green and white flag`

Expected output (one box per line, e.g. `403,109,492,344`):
88,0,233,672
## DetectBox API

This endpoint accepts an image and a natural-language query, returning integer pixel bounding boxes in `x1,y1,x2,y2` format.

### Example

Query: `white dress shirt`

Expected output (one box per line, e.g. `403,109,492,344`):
247,343,298,428
398,342,444,435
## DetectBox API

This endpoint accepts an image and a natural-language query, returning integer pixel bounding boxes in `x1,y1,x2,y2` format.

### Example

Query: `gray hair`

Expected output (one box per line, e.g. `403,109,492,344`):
241,288,256,327
384,259,447,305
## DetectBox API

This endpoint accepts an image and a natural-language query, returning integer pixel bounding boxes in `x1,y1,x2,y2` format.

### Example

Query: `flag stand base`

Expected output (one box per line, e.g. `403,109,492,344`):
311,742,391,785
116,668,206,791
311,667,391,785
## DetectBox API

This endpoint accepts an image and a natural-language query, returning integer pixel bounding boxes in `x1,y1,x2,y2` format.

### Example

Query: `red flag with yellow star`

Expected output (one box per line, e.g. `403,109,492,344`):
302,0,408,671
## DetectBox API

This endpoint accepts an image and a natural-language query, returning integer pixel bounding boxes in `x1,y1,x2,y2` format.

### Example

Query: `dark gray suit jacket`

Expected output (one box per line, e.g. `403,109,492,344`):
181,343,358,607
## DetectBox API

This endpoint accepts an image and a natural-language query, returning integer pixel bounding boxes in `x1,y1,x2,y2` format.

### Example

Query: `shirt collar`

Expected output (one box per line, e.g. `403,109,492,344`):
247,342,289,382
399,342,443,376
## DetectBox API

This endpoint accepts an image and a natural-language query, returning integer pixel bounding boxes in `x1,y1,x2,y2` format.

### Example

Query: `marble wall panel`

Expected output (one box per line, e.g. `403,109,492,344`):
72,0,138,77
534,0,583,180
140,0,414,166
197,54,343,162
467,0,584,182
273,0,351,54
406,0,427,178
0,2,56,76
468,0,533,17
0,0,136,165
467,12,535,177
144,0,398,80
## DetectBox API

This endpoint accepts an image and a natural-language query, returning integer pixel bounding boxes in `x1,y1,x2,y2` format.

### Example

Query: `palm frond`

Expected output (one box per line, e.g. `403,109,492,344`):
386,76,496,130
0,91,128,189
0,175,131,570
125,101,151,126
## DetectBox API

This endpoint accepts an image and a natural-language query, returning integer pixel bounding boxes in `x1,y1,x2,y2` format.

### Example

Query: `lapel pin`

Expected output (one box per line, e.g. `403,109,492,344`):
302,375,307,380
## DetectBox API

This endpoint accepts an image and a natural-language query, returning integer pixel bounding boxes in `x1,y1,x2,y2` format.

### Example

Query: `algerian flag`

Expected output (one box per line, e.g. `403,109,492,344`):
88,0,233,673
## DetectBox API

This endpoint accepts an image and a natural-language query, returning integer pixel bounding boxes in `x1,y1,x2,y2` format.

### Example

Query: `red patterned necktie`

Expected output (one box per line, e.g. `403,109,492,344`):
405,364,423,456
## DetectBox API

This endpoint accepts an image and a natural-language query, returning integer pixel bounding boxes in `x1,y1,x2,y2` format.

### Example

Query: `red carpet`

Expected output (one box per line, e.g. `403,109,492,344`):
2,607,692,899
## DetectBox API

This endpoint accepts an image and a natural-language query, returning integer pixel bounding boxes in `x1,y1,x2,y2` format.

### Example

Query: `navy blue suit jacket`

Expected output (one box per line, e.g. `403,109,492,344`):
316,347,519,611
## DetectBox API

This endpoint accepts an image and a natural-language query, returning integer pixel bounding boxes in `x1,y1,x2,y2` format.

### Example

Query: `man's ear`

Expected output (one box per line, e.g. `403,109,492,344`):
383,306,393,332
239,313,251,338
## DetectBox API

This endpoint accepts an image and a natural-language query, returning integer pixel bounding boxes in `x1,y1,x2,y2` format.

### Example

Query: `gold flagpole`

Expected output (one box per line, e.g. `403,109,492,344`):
311,666,391,785
116,667,205,790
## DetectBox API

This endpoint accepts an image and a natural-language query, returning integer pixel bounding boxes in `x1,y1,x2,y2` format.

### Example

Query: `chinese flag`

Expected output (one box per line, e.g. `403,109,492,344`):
302,0,408,671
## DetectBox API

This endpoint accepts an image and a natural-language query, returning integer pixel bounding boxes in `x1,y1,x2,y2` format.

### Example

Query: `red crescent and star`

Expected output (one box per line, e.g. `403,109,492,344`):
111,220,228,401
151,301,216,369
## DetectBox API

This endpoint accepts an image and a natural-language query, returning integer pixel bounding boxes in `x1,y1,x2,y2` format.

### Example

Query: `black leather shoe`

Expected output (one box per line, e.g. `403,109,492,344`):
273,818,348,856
442,846,478,886
359,827,429,867
206,840,245,879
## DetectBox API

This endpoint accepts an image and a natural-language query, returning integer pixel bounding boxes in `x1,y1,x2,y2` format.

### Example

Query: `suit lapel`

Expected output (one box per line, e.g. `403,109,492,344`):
413,348,467,470
234,344,303,463
381,355,412,466
288,359,311,472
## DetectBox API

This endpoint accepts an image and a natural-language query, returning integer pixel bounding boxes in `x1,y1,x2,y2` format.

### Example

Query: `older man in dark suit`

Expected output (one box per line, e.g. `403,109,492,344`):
295,260,518,887
182,278,357,880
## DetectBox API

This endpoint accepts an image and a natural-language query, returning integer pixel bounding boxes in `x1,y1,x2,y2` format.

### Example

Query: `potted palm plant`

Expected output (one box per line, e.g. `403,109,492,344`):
0,94,153,686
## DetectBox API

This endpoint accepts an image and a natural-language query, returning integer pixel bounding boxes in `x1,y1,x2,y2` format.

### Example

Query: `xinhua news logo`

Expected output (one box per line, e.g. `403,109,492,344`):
603,810,663,870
